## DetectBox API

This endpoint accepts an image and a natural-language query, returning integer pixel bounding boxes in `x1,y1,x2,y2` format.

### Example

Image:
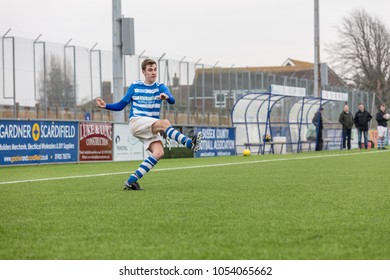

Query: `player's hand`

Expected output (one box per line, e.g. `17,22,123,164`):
96,97,106,108
158,93,169,100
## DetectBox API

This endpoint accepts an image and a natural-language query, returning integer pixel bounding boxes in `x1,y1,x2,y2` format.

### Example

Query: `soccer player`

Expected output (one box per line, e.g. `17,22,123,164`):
376,104,388,150
96,58,203,190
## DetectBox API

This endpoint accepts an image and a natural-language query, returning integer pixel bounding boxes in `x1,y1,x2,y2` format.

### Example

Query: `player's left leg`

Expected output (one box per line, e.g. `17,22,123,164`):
377,126,387,150
378,137,383,150
124,141,162,191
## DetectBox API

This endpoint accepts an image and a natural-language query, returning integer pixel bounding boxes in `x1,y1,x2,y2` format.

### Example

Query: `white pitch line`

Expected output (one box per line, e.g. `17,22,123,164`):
0,150,388,185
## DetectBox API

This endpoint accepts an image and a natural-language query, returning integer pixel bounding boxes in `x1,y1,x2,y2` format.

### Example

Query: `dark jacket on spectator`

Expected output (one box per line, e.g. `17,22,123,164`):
376,111,388,127
339,111,354,129
354,110,372,131
312,112,323,129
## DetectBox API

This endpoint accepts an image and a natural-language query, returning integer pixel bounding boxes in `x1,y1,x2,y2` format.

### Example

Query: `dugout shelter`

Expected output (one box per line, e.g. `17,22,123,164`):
232,85,348,155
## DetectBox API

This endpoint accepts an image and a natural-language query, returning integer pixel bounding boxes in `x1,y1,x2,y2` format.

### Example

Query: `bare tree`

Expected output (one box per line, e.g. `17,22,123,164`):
38,55,75,108
328,9,390,104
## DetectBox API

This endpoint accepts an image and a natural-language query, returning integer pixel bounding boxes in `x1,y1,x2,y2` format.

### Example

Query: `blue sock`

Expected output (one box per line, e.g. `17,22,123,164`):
127,155,158,183
165,126,192,149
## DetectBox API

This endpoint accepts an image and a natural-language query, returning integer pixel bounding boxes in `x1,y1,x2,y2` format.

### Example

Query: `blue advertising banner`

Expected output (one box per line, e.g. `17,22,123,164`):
324,128,342,150
0,120,78,165
194,127,236,157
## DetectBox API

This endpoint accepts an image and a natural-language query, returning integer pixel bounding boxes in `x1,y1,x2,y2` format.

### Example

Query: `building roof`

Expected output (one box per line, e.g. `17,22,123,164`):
194,58,346,88
200,58,319,73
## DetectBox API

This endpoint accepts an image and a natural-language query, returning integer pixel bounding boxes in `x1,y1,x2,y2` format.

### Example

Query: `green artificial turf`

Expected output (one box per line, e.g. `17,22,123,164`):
1,149,389,260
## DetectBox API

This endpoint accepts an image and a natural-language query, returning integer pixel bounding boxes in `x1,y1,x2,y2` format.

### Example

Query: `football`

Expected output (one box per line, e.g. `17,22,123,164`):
243,149,251,156
383,113,390,120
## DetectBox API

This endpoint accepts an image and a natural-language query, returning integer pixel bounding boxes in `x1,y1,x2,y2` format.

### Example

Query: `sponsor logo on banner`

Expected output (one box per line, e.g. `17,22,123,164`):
324,128,342,150
79,122,113,161
194,127,236,157
113,123,144,161
0,120,78,165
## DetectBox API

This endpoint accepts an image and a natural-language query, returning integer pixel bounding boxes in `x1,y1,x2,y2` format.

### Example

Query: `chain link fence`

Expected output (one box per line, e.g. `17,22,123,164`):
0,35,381,127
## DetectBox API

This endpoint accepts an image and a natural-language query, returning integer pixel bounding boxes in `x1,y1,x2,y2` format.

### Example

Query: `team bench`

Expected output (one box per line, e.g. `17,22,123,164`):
299,139,331,151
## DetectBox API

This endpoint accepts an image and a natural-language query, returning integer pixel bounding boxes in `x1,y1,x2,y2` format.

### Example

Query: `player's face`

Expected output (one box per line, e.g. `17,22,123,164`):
143,64,157,84
358,104,364,112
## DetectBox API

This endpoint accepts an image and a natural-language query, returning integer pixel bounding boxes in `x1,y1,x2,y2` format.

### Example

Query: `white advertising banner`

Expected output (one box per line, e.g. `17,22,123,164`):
113,123,144,161
322,90,348,101
270,84,306,97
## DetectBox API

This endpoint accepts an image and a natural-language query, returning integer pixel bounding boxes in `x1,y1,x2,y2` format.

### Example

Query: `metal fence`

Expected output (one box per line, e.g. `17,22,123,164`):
0,34,381,127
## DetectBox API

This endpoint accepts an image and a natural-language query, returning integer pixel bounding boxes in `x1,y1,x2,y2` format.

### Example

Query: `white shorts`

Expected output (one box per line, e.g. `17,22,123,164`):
129,116,162,150
377,125,388,138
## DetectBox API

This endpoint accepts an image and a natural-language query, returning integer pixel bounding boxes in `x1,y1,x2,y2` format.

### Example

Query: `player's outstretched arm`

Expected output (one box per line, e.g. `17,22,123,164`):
96,97,106,108
96,98,127,111
96,97,127,111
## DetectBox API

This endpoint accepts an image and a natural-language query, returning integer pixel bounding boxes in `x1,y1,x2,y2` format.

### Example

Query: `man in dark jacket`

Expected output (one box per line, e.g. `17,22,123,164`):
312,107,324,151
339,104,354,150
376,104,388,150
354,103,372,149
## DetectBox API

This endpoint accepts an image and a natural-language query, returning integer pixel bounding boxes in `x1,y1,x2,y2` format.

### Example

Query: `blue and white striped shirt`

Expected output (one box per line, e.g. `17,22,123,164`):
121,81,175,119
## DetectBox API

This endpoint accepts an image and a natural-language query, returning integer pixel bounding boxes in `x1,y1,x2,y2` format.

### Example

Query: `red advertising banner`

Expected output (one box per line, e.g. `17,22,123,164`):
79,122,113,161
369,129,378,148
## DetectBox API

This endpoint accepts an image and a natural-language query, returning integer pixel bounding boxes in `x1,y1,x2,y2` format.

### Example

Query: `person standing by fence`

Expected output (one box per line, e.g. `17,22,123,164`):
339,104,354,150
312,107,324,151
354,103,372,150
376,104,388,150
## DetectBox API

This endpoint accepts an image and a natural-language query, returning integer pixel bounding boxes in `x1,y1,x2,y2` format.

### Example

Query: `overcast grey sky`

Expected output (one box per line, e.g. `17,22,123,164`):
1,0,390,67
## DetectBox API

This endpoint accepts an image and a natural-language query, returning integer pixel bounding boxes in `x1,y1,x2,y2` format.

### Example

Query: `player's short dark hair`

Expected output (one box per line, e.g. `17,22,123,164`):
141,59,157,71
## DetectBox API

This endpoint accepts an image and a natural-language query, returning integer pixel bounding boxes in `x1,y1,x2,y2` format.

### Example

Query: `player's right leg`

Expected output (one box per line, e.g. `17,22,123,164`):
124,118,162,190
152,119,203,152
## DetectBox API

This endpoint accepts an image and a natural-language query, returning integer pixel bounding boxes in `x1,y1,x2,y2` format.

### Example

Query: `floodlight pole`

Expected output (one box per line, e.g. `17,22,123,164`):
112,0,124,122
314,0,321,98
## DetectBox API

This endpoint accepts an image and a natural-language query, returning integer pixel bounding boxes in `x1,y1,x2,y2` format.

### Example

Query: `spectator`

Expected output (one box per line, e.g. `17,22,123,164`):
354,103,372,149
312,107,324,151
375,104,388,150
339,104,354,150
